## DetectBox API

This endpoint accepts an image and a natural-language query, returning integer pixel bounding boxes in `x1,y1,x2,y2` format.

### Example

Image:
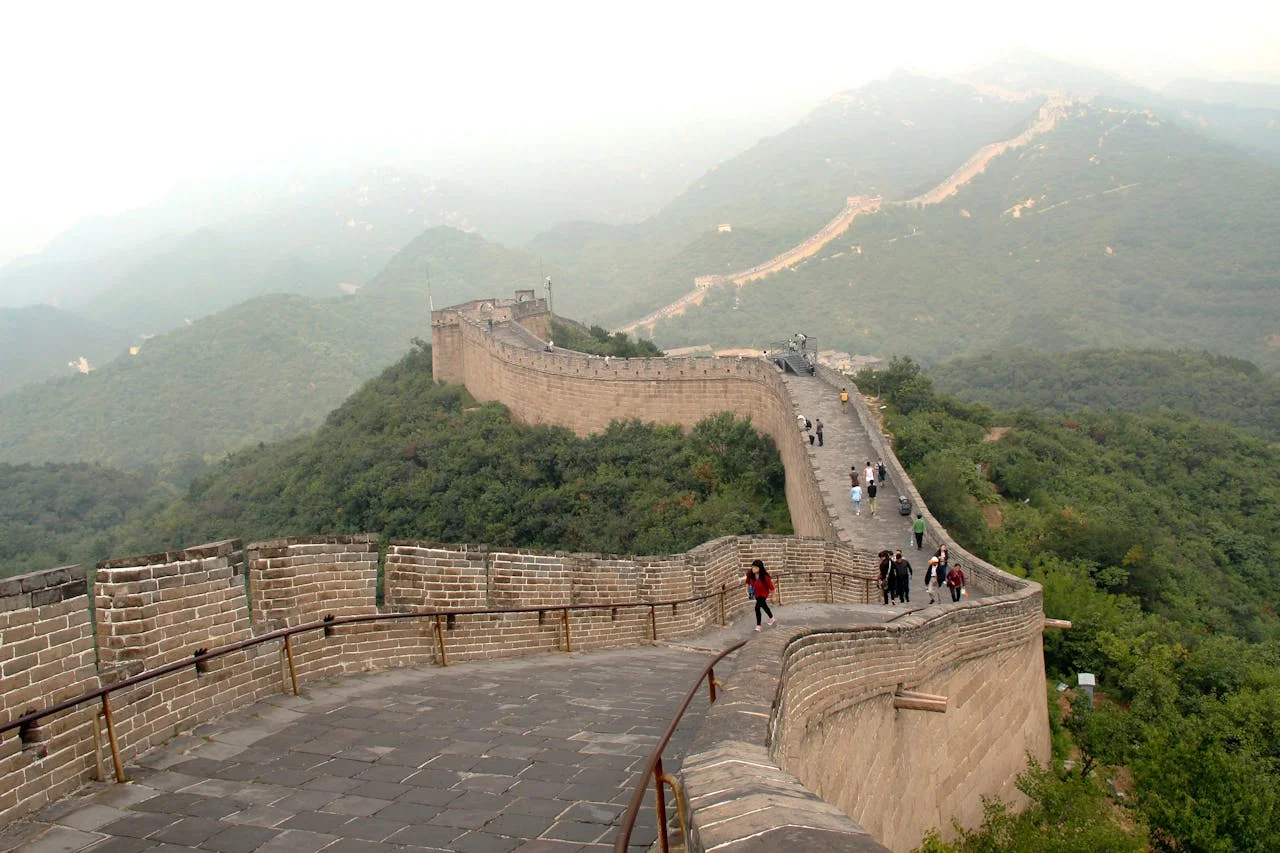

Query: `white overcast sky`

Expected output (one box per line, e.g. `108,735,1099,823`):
1,0,1278,263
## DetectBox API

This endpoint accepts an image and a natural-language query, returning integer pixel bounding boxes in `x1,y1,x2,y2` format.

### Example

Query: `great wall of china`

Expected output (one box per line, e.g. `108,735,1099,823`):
0,294,1051,851
618,94,1071,340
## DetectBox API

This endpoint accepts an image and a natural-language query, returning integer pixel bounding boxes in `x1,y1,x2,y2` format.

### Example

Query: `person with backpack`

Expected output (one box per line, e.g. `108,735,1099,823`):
748,559,776,630
892,550,913,603
945,563,967,603
840,387,849,411
877,461,887,484
912,514,926,549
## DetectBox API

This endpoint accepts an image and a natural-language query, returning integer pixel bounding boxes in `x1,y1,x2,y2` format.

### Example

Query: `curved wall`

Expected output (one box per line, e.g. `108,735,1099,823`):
433,305,837,540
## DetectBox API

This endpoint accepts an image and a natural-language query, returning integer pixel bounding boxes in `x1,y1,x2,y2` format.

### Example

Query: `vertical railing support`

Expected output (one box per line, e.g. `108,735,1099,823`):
708,666,718,703
649,605,657,642
654,755,670,853
827,571,833,604
775,576,782,605
719,585,726,626
434,615,448,666
562,608,572,653
864,578,870,603
282,635,299,696
100,693,125,783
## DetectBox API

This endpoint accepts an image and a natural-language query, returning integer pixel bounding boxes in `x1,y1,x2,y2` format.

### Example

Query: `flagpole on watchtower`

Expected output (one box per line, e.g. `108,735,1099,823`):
543,275,553,317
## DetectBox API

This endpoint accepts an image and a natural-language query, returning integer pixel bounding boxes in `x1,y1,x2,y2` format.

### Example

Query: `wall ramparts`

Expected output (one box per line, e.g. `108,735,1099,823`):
0,534,879,827
434,308,836,540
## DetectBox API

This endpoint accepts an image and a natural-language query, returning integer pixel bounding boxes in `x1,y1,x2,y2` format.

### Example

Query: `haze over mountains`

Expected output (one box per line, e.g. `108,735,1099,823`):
0,54,1276,480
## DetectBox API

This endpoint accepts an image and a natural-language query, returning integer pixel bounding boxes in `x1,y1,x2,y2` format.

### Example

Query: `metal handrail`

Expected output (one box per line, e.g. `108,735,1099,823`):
613,641,747,853
1,568,873,784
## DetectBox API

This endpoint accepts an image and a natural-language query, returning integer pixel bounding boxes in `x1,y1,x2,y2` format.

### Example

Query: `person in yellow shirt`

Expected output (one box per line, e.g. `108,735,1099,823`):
840,387,849,411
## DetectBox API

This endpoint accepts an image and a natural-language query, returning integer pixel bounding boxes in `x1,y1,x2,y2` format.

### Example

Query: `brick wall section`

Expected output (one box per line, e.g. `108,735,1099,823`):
432,306,835,540
248,535,379,630
770,590,1050,850
0,566,99,826
92,541,281,766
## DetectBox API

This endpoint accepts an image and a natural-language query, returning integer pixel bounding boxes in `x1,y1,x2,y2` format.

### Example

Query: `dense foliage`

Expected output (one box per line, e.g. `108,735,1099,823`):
859,358,1280,850
929,349,1280,442
549,319,663,358
113,343,790,557
0,463,176,578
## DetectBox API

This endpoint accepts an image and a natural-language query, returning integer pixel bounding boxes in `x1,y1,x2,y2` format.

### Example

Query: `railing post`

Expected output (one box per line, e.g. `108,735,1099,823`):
562,608,572,653
827,571,833,604
100,693,125,783
719,585,726,626
434,615,448,666
654,755,670,853
864,578,870,603
650,605,657,642
708,666,717,703
282,634,299,695
775,575,782,605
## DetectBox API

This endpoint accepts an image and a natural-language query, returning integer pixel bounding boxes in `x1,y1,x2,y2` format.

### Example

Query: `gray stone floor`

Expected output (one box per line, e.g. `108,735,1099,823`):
2,605,899,853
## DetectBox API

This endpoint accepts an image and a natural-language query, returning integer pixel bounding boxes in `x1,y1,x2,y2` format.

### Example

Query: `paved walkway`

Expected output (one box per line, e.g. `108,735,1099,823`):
782,373,917,553
2,605,898,853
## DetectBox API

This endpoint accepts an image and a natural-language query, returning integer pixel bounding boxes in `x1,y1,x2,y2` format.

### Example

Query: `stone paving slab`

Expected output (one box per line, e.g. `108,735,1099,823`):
3,604,903,853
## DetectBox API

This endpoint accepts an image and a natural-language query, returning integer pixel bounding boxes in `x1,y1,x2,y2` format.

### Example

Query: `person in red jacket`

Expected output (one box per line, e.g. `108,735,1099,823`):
945,563,966,603
748,559,776,631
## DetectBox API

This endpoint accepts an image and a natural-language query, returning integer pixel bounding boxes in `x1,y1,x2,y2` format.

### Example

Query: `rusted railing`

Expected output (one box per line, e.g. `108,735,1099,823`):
1,569,871,786
613,641,746,853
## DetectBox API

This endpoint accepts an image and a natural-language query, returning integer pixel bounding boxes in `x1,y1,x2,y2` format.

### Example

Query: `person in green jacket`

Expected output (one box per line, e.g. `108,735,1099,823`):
912,514,925,549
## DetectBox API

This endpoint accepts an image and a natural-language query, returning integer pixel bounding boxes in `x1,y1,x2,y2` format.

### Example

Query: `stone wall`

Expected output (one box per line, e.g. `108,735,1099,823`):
432,307,837,540
0,567,99,821
0,534,878,827
771,593,1050,849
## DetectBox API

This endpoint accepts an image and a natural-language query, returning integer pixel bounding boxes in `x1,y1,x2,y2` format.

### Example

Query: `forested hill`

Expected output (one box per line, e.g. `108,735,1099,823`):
0,305,132,394
107,343,790,563
0,228,541,483
857,357,1280,849
928,349,1280,442
652,95,1280,372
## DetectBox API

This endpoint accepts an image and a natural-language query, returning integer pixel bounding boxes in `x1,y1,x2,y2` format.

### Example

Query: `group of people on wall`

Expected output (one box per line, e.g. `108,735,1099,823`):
876,544,967,606
742,542,968,634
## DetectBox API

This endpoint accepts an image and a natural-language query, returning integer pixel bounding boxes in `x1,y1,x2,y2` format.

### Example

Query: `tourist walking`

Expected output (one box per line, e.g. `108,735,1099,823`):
850,466,859,488
893,550,912,603
912,514,926,549
748,559,776,630
815,418,824,447
867,480,878,516
877,461,887,484
840,387,849,411
864,462,876,488
851,483,862,515
878,550,894,605
946,563,966,603
925,557,942,604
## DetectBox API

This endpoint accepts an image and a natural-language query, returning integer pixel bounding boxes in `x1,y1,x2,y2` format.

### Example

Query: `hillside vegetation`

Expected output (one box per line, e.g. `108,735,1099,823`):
102,342,790,562
929,349,1280,441
0,463,176,578
0,306,132,395
655,97,1280,371
0,229,543,481
858,357,1280,850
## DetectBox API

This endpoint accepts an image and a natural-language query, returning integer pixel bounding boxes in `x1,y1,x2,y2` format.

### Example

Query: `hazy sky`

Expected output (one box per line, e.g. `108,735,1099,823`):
2,0,1278,264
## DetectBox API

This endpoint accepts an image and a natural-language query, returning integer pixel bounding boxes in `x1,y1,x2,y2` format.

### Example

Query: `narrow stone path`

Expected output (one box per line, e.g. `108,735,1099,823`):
781,373,916,553
2,606,897,853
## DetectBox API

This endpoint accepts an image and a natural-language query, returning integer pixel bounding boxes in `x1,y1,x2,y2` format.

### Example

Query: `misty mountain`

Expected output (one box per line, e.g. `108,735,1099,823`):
0,228,541,480
1163,79,1280,112
0,168,487,336
535,72,1037,326
0,306,133,395
649,93,1280,371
